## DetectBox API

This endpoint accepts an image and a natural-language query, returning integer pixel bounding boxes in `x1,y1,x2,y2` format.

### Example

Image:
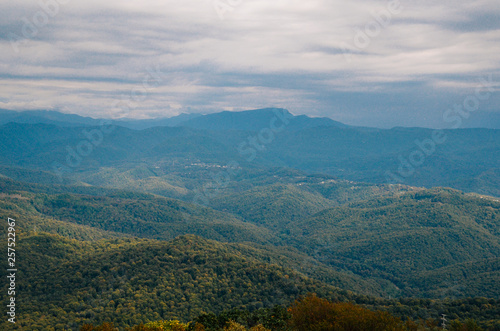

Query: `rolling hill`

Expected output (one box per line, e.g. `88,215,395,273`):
1,233,499,330
1,176,498,300
0,178,274,245
1,108,499,329
0,233,355,329
280,188,500,297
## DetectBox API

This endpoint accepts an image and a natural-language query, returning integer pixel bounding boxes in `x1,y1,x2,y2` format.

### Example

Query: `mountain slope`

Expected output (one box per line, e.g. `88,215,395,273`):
3,175,498,299
0,175,397,295
2,233,499,330
210,184,335,229
265,126,500,195
2,233,359,329
284,188,500,297
209,181,421,231
0,177,274,244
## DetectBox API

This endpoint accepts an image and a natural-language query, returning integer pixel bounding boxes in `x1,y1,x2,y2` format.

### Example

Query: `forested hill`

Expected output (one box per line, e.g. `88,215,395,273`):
2,233,499,330
1,176,499,301
0,177,275,244
0,233,351,329
283,188,500,298
207,185,500,298
0,109,499,329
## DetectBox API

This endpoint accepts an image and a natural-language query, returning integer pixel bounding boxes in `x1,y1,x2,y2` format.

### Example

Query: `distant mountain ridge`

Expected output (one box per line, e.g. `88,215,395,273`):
174,108,347,131
0,109,201,129
0,108,346,131
0,118,498,197
0,109,102,127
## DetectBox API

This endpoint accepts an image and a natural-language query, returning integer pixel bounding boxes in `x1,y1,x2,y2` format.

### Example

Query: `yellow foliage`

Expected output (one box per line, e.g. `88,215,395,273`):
128,320,188,331
144,320,188,330
249,325,271,331
80,322,117,331
221,321,270,331
289,294,407,331
193,323,206,331
223,321,247,331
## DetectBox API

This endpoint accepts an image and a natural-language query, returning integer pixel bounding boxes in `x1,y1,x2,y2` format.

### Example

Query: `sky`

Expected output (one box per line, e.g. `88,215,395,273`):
0,0,499,128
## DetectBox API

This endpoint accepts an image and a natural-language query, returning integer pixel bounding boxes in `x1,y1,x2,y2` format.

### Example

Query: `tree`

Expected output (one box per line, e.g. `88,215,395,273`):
288,294,406,331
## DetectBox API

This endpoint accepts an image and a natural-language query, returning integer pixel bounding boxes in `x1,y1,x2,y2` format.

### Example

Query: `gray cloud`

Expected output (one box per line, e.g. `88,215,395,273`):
0,0,498,128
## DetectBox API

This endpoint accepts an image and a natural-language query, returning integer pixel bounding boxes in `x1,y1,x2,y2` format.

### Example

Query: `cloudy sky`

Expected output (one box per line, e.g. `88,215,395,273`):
0,0,499,128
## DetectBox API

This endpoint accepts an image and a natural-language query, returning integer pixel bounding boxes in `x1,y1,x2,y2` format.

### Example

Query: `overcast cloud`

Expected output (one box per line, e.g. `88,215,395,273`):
0,0,499,128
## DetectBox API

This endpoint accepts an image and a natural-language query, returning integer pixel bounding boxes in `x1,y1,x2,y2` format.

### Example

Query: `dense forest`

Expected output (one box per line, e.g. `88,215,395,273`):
0,111,498,330
80,295,496,330
1,177,498,299
1,233,499,330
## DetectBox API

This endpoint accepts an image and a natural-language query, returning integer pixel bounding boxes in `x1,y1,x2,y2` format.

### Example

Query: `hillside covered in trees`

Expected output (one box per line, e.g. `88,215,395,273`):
2,176,497,299
1,233,499,330
0,111,498,330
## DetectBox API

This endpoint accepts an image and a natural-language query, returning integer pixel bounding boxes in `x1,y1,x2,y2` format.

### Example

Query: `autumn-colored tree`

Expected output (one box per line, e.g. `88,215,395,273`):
193,323,207,331
223,321,247,331
141,320,188,331
249,325,271,331
80,322,117,331
127,323,163,331
288,294,406,331
221,321,271,331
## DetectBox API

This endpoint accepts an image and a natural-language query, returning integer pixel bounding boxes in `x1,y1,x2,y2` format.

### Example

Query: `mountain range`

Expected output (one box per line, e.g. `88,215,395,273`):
0,108,498,196
0,108,345,131
0,108,499,329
